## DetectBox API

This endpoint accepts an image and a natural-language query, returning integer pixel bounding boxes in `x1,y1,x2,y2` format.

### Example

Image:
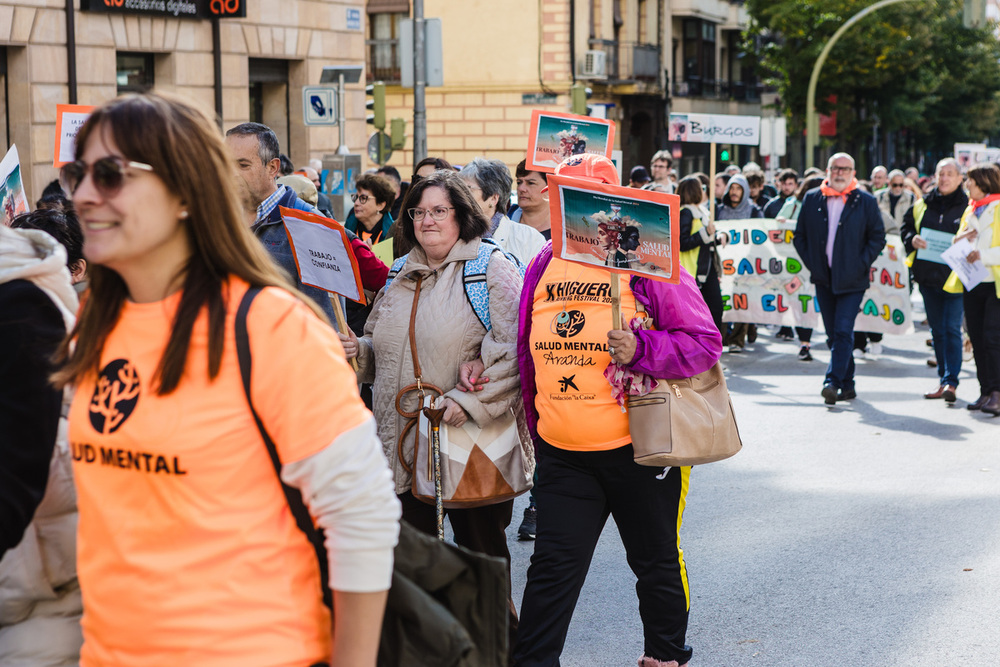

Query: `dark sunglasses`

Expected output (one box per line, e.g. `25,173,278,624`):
60,156,154,198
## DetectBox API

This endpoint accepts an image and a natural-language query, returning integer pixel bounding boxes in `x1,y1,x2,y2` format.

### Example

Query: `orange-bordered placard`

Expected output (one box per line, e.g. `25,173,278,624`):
547,173,680,284
54,104,96,167
525,110,616,174
280,206,366,304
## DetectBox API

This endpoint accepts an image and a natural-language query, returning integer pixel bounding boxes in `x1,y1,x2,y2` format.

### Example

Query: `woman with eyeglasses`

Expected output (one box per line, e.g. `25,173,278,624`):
345,173,395,246
338,169,529,649
51,93,400,667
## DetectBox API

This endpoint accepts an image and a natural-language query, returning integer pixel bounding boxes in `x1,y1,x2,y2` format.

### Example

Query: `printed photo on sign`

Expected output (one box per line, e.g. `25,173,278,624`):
54,104,96,167
525,110,616,173
0,145,29,226
281,207,366,304
548,173,679,283
716,219,913,335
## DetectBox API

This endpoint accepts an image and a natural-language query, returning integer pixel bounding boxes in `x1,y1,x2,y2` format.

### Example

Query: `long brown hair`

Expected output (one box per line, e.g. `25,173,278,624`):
53,93,324,395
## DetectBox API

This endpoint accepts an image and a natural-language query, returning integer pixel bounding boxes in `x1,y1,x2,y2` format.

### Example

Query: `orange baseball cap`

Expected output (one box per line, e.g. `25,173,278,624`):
553,153,620,185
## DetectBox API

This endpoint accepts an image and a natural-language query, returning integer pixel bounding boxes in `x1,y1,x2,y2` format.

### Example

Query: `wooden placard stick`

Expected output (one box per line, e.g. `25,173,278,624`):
330,295,360,371
610,273,621,331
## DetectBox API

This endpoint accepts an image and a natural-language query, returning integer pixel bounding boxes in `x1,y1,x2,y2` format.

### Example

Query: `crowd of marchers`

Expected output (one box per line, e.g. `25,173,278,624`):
2,92,998,667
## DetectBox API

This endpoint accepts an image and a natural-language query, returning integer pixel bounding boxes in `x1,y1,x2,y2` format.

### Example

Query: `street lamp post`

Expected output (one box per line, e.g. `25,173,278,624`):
805,0,917,165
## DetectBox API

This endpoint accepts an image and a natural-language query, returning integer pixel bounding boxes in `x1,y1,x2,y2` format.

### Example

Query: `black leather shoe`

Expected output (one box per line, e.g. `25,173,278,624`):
837,388,857,401
822,384,838,405
982,391,1000,416
968,395,990,410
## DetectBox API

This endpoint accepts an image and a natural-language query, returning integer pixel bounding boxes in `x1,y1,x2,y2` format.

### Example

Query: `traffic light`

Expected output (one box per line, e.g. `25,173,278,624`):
390,117,406,150
570,83,592,116
719,148,731,163
366,81,385,130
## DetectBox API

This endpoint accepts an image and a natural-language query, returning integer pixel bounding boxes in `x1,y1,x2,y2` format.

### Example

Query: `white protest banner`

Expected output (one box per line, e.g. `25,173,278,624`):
668,113,761,146
53,104,96,167
717,219,913,335
1,145,30,226
281,207,365,304
717,218,817,327
857,234,913,335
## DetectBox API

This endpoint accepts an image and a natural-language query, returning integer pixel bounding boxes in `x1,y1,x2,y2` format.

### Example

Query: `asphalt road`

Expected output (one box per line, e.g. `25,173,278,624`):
504,301,1000,666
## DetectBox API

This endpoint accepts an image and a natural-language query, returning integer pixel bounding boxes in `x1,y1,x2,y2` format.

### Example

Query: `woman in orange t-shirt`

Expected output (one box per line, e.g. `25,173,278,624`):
507,155,723,667
52,93,400,667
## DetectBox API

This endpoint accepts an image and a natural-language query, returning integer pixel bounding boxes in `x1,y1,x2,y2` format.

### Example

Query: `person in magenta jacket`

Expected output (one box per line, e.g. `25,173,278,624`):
509,155,722,667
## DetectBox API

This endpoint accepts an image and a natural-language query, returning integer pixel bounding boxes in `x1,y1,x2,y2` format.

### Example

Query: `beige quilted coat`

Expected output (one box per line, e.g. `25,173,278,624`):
356,238,533,495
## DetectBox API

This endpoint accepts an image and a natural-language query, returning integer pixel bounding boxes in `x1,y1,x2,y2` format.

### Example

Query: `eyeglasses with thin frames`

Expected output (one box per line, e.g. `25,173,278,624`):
60,156,154,198
829,166,853,174
408,206,454,221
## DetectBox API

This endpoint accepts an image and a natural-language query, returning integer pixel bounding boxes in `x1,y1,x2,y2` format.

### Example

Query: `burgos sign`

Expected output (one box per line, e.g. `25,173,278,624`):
81,0,246,19
668,113,761,147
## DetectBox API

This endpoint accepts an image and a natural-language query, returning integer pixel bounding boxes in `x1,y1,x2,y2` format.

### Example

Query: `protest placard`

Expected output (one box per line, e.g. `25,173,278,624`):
281,207,365,304
716,219,913,335
941,238,988,290
525,110,616,173
954,142,985,170
1,145,30,226
54,104,96,167
547,173,679,283
371,238,394,267
916,227,954,265
668,113,761,146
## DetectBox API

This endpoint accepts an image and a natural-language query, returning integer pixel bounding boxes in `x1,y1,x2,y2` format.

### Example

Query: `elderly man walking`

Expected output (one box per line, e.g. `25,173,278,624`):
794,153,886,404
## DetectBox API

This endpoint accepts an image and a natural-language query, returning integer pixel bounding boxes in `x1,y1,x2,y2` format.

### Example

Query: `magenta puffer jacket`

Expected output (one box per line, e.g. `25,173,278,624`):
517,243,723,441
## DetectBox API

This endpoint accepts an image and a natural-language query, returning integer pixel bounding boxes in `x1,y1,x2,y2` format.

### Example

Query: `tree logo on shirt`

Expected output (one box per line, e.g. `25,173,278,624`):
553,310,586,338
89,359,140,434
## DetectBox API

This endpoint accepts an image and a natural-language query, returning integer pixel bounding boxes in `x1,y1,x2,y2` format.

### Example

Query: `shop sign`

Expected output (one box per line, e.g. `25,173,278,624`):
81,0,246,19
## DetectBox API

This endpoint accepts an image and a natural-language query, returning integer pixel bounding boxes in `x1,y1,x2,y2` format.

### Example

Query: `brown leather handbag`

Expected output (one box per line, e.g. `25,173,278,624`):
625,308,742,467
627,361,742,467
394,275,531,508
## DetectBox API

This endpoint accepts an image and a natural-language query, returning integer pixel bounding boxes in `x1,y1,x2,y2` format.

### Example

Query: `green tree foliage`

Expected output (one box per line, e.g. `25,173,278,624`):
745,0,1000,156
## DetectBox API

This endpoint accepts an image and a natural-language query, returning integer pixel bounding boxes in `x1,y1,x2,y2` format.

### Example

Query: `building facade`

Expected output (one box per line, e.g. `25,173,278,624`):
367,0,763,180
1,0,368,203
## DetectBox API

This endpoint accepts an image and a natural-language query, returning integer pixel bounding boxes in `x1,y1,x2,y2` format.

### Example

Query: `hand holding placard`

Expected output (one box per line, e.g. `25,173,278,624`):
281,206,366,370
941,238,989,290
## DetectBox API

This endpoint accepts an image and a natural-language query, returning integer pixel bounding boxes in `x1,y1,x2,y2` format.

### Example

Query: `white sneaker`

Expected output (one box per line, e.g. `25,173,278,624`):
869,342,883,356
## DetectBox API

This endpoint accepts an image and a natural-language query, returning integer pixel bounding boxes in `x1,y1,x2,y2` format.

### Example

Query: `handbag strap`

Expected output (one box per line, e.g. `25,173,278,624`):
408,274,424,384
395,274,443,473
235,286,332,610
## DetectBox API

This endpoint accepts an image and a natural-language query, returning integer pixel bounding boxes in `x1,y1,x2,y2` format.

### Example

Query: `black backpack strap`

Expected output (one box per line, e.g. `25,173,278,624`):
235,286,332,610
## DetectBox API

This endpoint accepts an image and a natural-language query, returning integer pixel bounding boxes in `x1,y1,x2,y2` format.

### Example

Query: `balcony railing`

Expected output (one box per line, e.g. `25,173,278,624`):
365,39,401,83
586,39,661,82
670,76,764,102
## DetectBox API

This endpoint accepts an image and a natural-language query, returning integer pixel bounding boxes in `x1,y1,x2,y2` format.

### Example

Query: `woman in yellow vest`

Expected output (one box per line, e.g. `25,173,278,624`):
677,176,728,334
945,162,1000,415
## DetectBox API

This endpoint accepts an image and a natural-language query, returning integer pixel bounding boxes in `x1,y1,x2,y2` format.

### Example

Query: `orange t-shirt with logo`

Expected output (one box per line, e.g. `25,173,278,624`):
530,258,639,451
68,278,369,667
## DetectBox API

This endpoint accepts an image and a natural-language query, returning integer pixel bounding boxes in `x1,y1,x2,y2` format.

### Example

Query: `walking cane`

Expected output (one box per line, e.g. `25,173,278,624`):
422,397,447,540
